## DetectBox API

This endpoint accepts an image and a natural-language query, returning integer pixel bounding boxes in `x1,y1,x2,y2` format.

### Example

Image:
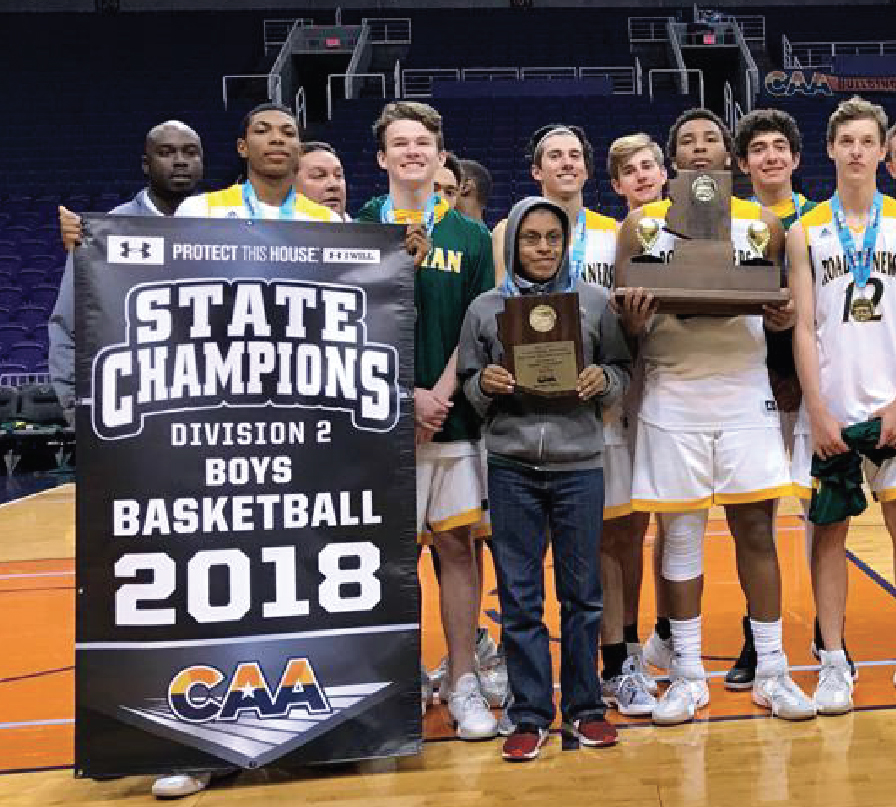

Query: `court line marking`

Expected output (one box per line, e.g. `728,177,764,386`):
0,718,74,730
0,571,74,581
0,482,71,510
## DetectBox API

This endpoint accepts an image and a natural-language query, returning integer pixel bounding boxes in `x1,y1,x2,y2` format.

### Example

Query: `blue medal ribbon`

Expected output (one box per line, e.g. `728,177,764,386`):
830,190,882,290
380,193,439,237
568,209,587,280
242,181,297,220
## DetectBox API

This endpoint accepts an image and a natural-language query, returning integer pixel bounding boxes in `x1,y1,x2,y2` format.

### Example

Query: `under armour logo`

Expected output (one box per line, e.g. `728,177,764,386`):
120,241,152,259
108,235,165,265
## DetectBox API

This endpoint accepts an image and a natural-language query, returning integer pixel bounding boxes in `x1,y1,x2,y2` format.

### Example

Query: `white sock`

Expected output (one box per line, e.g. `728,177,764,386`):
751,617,786,674
670,616,704,678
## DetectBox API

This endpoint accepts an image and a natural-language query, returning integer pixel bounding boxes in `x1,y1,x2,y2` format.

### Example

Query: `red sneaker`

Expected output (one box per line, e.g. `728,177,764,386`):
564,717,618,747
501,725,549,761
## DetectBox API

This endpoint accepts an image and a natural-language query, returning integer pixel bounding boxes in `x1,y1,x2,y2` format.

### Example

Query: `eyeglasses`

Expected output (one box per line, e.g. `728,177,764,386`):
519,231,564,248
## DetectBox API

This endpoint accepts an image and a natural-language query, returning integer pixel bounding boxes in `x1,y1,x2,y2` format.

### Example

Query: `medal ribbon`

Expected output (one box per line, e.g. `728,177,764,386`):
242,182,297,220
831,190,882,291
568,209,587,280
380,193,439,237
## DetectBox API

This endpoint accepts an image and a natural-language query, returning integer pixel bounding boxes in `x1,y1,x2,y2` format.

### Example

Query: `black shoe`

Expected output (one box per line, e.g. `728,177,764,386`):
724,616,757,690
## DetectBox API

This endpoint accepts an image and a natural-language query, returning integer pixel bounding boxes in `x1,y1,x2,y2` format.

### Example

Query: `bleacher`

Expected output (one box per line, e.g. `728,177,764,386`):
1,5,895,382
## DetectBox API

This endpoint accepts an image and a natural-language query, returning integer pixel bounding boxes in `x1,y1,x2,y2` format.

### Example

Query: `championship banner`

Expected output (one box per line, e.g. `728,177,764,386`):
74,215,419,777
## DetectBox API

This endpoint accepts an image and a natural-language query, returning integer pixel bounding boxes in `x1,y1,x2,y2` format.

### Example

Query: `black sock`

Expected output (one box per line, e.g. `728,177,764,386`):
623,623,640,645
602,642,628,681
814,617,825,651
655,617,671,641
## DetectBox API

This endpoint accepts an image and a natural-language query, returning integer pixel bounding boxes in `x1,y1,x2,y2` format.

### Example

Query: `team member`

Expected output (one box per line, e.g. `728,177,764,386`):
51,120,203,425
456,158,493,223
295,140,349,220
497,125,655,712
52,121,230,800
356,101,498,740
605,133,671,699
433,151,464,209
789,96,896,711
886,122,896,182
458,196,632,760
618,108,816,725
728,109,834,688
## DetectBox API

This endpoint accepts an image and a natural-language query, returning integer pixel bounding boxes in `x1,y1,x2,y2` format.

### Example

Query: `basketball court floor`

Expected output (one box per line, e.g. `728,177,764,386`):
1,478,895,805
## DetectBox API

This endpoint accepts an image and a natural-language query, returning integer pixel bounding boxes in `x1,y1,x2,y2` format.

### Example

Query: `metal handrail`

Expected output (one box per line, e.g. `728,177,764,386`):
295,87,307,131
667,19,689,95
635,56,643,95
346,19,371,100
520,67,577,80
394,59,401,99
362,17,412,45
733,100,745,129
648,68,704,107
401,68,460,98
222,74,282,110
326,72,386,120
579,66,636,94
628,16,673,43
789,39,896,69
732,15,765,43
461,68,520,81
731,18,759,111
723,80,734,131
263,18,311,49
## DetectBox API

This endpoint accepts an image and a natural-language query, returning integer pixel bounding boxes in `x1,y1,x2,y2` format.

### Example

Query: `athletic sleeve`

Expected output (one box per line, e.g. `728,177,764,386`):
48,252,75,423
457,303,492,419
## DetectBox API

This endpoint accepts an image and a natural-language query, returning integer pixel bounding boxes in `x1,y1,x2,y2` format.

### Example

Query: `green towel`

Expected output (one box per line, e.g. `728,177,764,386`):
809,418,896,526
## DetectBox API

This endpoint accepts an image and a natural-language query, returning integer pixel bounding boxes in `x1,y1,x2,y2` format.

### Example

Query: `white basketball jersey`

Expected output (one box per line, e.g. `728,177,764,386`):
573,209,628,446
636,197,780,431
801,195,896,426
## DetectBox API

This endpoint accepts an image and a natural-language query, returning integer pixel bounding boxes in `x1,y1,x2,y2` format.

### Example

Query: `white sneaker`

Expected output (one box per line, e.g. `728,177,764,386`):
430,630,501,701
603,660,657,717
448,672,498,740
478,653,510,708
643,631,673,673
652,664,709,726
476,628,500,667
814,649,854,715
753,667,816,721
626,644,659,695
151,773,211,799
429,654,449,694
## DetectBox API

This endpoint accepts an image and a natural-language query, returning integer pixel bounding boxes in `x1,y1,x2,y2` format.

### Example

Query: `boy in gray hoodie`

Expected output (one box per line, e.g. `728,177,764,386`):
457,197,632,760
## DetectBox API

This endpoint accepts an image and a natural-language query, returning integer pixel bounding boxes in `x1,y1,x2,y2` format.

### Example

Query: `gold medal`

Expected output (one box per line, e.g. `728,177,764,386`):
851,297,874,322
529,304,557,333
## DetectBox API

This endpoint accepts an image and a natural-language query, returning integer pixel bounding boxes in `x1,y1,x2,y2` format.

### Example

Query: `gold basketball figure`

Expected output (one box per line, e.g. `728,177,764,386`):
747,220,771,260
636,217,661,253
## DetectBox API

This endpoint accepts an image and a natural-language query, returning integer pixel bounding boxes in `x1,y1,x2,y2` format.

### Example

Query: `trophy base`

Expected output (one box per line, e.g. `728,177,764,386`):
615,287,791,316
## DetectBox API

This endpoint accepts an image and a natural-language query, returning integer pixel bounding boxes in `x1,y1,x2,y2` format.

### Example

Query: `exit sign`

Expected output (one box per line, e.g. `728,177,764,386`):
326,37,342,47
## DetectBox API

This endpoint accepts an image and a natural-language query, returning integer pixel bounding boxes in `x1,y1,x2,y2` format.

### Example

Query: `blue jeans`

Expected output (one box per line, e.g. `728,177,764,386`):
488,461,605,729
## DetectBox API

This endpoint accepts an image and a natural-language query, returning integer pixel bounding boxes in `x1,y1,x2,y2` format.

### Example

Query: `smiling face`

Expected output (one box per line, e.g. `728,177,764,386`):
532,132,587,199
377,119,444,190
238,109,301,180
827,117,887,185
738,130,800,195
612,146,667,208
516,207,565,283
674,117,729,172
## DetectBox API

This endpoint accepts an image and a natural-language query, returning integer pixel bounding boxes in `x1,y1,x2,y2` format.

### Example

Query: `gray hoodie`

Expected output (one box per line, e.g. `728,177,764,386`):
457,196,632,471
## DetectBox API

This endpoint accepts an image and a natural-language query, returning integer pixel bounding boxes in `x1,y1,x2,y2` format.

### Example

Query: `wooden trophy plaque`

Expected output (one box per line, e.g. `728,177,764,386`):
496,292,584,397
616,169,790,316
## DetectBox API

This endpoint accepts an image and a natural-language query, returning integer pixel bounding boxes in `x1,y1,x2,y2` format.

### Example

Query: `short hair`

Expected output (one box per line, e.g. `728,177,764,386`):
666,108,733,164
734,109,802,161
827,95,888,144
887,124,896,162
606,133,664,181
240,103,298,139
372,101,444,152
300,141,338,157
526,123,595,177
459,158,493,207
443,151,464,186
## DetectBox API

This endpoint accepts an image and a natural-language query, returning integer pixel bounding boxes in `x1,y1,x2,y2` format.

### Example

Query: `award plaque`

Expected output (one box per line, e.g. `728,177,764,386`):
616,169,790,316
497,292,584,397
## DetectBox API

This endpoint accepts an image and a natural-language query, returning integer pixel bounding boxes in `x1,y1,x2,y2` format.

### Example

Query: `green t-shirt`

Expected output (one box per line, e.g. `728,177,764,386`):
356,196,495,443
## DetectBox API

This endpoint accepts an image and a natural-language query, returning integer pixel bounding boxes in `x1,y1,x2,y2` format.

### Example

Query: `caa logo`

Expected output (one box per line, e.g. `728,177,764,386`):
168,657,331,723
108,235,165,265
764,70,833,98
